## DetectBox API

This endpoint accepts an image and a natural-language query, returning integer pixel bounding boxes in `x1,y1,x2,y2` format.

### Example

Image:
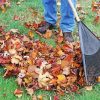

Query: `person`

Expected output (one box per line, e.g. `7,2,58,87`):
38,0,76,42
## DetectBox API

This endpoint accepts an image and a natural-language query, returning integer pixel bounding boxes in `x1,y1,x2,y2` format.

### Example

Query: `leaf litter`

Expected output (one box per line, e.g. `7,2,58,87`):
0,27,86,98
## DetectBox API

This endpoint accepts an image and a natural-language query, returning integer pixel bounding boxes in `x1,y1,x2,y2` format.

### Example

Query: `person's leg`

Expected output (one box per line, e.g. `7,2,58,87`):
60,0,76,32
60,0,76,42
42,0,57,25
37,0,57,33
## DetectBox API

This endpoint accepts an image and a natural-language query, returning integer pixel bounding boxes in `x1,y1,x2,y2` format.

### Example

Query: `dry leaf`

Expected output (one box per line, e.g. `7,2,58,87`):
61,59,69,68
31,50,37,59
62,67,70,75
43,30,52,38
9,49,17,55
13,15,20,21
10,29,19,33
97,76,100,82
54,95,59,100
11,57,19,64
57,36,64,43
16,2,21,5
85,86,93,91
28,31,34,38
0,30,84,94
14,89,23,98
57,74,66,82
38,72,53,87
71,85,79,92
6,65,14,71
32,95,37,100
26,88,34,96
76,3,82,11
57,50,65,56
0,56,10,64
16,77,22,87
37,95,43,100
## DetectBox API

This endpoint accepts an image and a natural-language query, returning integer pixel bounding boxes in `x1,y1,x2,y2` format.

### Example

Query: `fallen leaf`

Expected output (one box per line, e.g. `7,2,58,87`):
9,49,17,55
57,74,66,82
97,76,100,82
93,15,100,24
11,57,19,64
57,36,64,43
62,67,70,75
51,64,61,76
85,86,93,91
14,89,23,98
32,95,37,100
28,31,34,38
0,56,10,64
49,79,57,85
43,30,52,38
70,85,79,92
10,29,19,33
54,95,59,100
16,77,22,87
13,15,20,21
26,88,34,96
31,50,37,59
76,3,82,11
37,95,43,100
5,65,14,71
57,50,65,56
16,2,21,5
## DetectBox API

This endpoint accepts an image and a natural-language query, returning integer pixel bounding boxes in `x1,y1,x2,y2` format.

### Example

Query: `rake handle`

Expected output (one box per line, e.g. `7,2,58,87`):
67,0,80,22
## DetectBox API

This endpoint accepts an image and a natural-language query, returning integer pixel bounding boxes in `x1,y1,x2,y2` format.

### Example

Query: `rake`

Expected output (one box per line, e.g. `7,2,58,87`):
68,0,100,84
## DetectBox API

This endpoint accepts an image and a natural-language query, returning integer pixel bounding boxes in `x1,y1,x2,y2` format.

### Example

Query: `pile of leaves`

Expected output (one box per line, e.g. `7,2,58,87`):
0,28,85,97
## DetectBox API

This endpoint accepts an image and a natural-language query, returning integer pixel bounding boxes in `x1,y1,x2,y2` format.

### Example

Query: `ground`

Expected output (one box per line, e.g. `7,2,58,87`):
0,0,100,100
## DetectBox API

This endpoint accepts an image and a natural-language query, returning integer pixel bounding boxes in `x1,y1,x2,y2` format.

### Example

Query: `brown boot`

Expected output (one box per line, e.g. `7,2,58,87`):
37,21,55,34
63,32,74,42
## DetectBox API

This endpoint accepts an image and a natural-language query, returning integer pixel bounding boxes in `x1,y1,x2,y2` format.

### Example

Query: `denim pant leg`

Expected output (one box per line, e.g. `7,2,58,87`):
42,0,57,25
60,0,76,32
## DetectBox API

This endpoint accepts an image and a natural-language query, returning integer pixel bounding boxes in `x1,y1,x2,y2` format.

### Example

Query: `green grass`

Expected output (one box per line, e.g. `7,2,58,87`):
0,0,100,100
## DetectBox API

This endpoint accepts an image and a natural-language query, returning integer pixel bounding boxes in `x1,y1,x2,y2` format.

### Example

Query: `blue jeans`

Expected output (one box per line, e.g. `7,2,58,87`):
42,0,76,32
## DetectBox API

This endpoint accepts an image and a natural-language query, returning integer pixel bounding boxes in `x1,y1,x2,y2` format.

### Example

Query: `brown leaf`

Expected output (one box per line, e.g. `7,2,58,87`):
32,95,37,100
0,56,10,64
85,86,93,91
57,50,65,56
5,65,14,71
70,85,79,92
28,31,34,38
43,30,52,38
57,74,66,83
61,59,69,68
93,15,100,24
49,79,57,85
37,95,43,100
3,70,12,77
97,76,100,82
31,50,37,59
54,95,59,100
51,64,61,76
76,3,82,11
62,67,70,75
16,77,22,87
13,15,20,21
26,88,34,96
35,58,43,67
14,89,23,98
57,36,64,43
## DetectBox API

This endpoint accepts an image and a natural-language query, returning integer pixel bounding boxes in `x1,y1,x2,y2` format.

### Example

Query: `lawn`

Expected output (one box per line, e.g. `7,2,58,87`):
0,0,100,100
